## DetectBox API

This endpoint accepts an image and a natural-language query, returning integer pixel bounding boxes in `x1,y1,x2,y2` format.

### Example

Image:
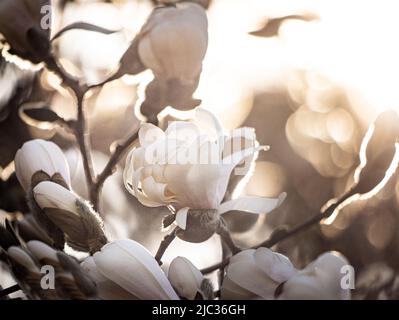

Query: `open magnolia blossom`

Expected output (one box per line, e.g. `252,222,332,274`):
168,256,204,300
221,248,297,300
278,251,351,300
15,139,71,192
124,108,286,230
81,239,179,300
0,0,51,63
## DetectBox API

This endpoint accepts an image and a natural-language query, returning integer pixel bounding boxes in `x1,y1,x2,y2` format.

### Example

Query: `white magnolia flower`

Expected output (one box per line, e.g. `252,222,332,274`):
81,239,179,300
221,248,297,300
15,139,71,192
278,251,351,300
134,2,207,84
0,0,51,63
168,256,204,300
124,108,286,229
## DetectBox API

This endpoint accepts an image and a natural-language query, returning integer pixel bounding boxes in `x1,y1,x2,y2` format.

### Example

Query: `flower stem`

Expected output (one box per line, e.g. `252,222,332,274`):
216,219,240,255
0,284,21,299
155,227,179,265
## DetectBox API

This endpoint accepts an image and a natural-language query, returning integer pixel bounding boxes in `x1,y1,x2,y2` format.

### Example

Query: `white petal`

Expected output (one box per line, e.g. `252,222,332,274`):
15,139,71,191
168,256,203,300
81,256,138,300
93,240,179,300
141,175,174,205
219,193,286,215
254,248,297,283
193,108,224,151
139,123,165,147
221,275,258,300
175,207,189,230
226,250,279,299
33,181,79,214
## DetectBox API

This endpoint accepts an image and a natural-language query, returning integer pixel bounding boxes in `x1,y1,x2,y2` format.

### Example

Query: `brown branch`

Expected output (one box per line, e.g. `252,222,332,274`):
0,284,21,298
45,56,96,205
155,227,179,265
91,128,140,210
201,190,355,274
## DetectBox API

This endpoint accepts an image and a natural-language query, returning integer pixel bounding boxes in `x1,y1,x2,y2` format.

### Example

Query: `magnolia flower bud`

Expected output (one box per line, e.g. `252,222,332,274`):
118,2,208,114
33,181,107,254
0,0,51,63
15,139,71,192
138,2,207,82
81,239,179,300
278,251,351,300
168,256,204,300
7,246,39,273
16,214,53,246
22,241,97,299
221,248,297,300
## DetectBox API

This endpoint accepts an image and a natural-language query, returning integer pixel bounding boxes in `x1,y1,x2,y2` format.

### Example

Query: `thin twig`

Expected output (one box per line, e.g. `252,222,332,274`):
216,219,240,254
45,56,96,206
0,284,21,298
74,93,96,202
201,190,355,274
155,227,179,265
92,128,140,209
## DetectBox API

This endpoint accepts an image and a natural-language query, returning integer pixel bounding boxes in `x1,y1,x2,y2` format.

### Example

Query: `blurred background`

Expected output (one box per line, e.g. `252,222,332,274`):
2,0,399,299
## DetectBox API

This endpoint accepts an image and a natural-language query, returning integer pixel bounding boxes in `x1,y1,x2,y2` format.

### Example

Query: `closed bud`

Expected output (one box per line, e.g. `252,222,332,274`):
168,256,204,300
7,246,39,273
82,239,179,300
26,240,58,264
15,139,71,192
221,248,297,300
278,251,351,300
33,181,107,254
16,214,54,246
0,0,51,63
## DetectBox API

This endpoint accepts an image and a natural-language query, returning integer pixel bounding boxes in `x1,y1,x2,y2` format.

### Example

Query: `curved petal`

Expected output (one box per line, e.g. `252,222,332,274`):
139,123,165,147
33,181,79,214
93,240,179,300
226,252,278,299
254,248,297,283
219,193,286,215
81,256,138,300
168,256,203,300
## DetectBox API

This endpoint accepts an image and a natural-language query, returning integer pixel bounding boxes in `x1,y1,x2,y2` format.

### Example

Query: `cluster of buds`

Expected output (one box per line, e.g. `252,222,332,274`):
0,222,97,300
15,139,107,253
